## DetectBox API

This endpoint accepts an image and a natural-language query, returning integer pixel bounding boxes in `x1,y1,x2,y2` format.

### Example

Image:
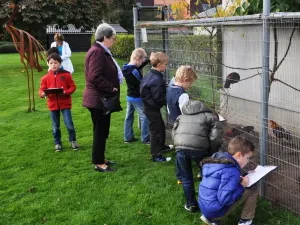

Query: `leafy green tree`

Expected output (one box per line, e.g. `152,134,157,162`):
235,0,300,15
0,0,114,40
102,0,135,33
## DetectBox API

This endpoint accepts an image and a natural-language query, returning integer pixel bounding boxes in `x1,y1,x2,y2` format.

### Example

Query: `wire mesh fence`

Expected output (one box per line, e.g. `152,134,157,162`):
135,12,300,215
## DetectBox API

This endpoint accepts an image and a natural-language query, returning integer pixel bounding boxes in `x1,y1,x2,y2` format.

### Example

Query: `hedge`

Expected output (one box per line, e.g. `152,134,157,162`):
91,34,134,60
0,42,18,53
140,34,217,67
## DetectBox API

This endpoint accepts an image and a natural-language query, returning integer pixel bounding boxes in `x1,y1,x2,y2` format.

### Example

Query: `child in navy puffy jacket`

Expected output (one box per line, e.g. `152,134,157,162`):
199,136,258,225
140,52,171,162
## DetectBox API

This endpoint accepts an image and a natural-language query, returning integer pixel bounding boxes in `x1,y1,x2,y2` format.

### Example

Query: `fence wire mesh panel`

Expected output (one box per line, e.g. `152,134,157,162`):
135,12,300,215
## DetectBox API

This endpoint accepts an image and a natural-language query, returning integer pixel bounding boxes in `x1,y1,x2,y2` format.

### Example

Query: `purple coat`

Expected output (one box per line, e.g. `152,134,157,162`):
83,42,120,109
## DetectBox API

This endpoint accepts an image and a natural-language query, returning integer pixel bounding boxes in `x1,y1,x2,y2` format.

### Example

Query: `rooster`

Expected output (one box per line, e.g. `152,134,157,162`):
224,72,240,88
224,126,255,138
269,120,291,141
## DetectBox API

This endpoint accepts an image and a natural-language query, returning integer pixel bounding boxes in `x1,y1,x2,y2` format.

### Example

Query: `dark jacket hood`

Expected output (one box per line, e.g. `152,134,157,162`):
202,152,235,165
201,152,240,178
182,100,212,115
122,63,138,78
122,63,136,72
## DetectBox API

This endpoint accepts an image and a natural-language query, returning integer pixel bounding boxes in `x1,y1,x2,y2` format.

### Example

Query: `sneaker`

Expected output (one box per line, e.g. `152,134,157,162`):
200,215,220,225
152,155,171,162
142,140,150,145
184,204,198,213
160,144,174,153
124,137,138,144
197,172,202,179
238,219,254,225
54,144,62,152
168,144,174,149
70,141,79,150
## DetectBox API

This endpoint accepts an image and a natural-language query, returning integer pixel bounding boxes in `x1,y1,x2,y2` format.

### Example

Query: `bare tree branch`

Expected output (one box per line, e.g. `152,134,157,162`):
215,58,263,71
269,26,296,94
273,78,300,92
275,27,296,73
176,1,263,71
271,26,278,76
239,72,262,81
270,27,296,83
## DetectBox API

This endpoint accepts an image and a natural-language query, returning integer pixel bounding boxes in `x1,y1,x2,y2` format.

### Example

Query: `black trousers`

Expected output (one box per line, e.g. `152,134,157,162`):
144,109,166,156
88,108,111,164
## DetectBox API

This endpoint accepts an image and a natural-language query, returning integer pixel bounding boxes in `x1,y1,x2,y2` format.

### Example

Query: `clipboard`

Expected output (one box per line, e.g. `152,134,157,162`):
44,88,64,95
246,165,277,187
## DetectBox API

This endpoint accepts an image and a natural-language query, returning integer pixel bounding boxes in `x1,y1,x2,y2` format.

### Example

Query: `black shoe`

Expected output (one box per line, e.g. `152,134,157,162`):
94,165,116,172
105,160,116,165
160,144,174,153
238,219,255,225
124,137,138,143
184,204,199,213
152,155,171,162
142,140,150,145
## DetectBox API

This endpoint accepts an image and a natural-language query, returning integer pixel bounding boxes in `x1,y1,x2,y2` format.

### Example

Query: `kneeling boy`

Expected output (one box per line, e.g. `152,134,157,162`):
199,136,258,225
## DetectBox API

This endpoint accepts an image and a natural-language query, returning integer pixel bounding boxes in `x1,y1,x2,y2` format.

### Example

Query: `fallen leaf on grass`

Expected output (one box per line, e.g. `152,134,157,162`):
28,186,37,193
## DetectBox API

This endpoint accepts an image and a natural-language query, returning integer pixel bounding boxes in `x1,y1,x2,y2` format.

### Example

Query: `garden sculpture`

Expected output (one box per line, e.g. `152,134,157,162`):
5,1,45,112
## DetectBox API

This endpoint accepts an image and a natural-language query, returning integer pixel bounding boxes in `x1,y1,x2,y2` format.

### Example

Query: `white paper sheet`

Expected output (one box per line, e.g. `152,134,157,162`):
246,165,277,187
141,28,148,43
218,114,226,121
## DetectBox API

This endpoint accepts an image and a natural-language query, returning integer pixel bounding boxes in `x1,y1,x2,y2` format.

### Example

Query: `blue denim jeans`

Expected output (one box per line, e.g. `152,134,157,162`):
49,109,76,145
124,100,149,142
176,149,207,207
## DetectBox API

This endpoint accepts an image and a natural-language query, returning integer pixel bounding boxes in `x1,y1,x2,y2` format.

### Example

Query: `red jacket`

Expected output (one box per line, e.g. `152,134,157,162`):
39,69,76,110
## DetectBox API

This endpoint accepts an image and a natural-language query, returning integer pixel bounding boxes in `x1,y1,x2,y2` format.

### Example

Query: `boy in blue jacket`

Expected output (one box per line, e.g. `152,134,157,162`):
140,52,172,162
123,48,150,144
199,136,258,225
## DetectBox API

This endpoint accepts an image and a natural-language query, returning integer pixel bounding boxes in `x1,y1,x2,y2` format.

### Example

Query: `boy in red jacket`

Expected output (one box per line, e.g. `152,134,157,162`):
39,53,79,152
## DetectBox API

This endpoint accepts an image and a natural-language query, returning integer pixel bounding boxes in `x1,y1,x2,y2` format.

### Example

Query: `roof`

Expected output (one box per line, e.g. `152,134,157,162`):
46,24,128,34
195,5,222,18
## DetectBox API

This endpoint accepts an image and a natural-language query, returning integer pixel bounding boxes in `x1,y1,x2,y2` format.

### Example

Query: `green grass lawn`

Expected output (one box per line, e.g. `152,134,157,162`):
0,53,299,225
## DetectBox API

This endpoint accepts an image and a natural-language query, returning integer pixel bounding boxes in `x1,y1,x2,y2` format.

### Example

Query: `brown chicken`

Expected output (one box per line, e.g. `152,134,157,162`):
269,120,291,141
224,126,255,138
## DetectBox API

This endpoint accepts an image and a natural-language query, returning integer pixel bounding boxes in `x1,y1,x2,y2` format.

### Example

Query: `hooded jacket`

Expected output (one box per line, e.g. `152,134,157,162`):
122,59,150,99
172,100,223,154
198,152,245,219
39,69,76,110
140,69,166,111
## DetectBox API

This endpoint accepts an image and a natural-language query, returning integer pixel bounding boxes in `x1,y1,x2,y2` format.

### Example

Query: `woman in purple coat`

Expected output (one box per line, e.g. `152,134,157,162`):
83,23,123,172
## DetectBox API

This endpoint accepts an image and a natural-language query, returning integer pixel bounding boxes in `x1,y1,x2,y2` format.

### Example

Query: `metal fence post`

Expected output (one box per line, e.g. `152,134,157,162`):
133,5,142,129
260,0,271,195
133,5,140,48
162,6,171,129
162,6,170,82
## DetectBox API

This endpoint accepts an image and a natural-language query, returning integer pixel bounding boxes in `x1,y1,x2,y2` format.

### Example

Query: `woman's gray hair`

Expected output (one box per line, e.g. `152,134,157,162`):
95,23,116,41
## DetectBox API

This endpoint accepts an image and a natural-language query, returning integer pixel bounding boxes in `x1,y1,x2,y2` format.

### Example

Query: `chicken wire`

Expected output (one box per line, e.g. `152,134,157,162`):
135,12,300,215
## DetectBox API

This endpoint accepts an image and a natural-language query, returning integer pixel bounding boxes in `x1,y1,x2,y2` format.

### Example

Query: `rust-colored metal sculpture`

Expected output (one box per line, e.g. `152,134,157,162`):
5,2,46,112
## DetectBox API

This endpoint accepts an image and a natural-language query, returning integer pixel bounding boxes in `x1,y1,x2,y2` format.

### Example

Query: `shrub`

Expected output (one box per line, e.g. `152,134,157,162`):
0,42,7,46
111,35,134,60
0,43,17,53
91,34,134,60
